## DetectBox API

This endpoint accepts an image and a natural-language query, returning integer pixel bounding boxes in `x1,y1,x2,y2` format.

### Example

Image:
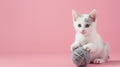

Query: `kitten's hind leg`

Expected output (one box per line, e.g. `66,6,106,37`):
102,42,110,61
94,42,109,64
93,58,105,64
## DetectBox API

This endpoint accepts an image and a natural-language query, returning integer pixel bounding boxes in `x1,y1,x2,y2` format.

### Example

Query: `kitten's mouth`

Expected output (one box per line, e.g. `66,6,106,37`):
81,31,86,34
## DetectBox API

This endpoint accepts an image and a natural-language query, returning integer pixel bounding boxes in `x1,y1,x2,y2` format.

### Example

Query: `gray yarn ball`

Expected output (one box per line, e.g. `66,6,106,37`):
71,47,90,67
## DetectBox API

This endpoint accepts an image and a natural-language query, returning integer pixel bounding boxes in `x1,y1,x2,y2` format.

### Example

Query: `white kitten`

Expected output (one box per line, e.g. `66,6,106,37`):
71,9,109,64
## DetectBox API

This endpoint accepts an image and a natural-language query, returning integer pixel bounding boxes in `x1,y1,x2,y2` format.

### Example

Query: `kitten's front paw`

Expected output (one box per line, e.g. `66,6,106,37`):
71,44,79,51
83,45,95,54
71,43,80,51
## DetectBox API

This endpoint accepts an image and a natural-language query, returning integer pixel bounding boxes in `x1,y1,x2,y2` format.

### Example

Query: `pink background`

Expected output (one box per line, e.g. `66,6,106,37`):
0,0,119,55
0,0,120,67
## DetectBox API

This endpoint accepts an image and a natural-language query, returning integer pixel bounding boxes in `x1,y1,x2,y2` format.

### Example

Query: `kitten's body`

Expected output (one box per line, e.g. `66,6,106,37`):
71,10,109,64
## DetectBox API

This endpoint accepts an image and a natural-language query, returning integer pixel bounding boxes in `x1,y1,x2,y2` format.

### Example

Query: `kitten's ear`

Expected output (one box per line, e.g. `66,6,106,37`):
72,9,80,22
89,9,96,22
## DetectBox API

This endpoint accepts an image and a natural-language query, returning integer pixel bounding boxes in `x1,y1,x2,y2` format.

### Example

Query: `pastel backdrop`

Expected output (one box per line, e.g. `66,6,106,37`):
0,0,120,55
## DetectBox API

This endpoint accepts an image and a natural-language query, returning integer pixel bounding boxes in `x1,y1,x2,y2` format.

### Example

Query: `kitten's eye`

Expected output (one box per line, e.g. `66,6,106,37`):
85,24,90,28
78,24,81,27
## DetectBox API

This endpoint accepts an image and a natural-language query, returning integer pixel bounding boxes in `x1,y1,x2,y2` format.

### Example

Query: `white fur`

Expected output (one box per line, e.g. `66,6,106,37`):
71,9,109,64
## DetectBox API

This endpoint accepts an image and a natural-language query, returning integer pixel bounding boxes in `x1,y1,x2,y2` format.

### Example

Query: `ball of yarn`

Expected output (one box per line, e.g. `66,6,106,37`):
71,47,90,67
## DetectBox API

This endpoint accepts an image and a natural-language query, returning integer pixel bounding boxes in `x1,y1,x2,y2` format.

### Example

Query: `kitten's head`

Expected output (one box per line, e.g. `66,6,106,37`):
72,9,96,36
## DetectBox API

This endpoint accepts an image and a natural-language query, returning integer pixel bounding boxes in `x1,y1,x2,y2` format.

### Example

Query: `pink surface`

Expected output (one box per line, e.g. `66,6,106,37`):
0,0,120,67
0,54,120,67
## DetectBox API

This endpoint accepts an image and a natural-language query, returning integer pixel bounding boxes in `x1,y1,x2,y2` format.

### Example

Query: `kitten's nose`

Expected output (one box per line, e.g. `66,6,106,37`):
82,30,85,33
81,30,86,34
